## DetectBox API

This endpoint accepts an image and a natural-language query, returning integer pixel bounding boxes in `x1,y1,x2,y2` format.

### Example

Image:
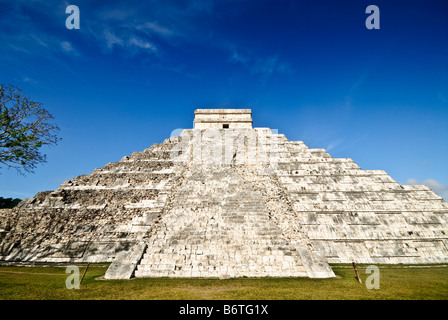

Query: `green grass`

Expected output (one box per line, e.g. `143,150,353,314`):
0,264,447,300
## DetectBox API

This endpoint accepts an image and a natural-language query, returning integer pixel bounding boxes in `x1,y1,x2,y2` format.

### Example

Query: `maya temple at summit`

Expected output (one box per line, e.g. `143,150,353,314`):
0,109,447,279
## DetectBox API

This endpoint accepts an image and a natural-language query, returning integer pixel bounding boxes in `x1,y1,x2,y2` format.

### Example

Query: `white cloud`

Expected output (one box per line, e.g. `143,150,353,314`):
60,41,79,56
61,41,72,52
81,1,210,55
128,37,157,53
3,1,290,76
406,178,448,201
137,21,175,38
103,30,124,49
99,30,157,54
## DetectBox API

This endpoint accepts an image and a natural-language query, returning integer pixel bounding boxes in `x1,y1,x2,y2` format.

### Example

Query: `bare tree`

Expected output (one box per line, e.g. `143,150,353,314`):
0,84,60,174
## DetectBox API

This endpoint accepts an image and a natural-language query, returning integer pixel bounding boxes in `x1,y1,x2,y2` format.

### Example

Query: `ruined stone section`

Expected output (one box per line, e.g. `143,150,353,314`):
194,109,252,129
1,109,448,279
296,246,335,278
104,242,147,279
0,137,184,263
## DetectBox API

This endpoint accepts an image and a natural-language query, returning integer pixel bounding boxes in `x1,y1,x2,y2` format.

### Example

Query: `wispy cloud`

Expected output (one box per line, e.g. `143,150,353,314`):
128,37,157,53
97,7,137,22
0,1,83,62
103,30,124,49
326,138,345,151
136,21,176,38
1,2,188,60
79,4,190,57
344,73,369,110
81,0,218,52
406,178,448,201
22,77,40,86
320,131,369,153
96,29,158,55
2,1,291,81
229,48,292,83
60,41,80,56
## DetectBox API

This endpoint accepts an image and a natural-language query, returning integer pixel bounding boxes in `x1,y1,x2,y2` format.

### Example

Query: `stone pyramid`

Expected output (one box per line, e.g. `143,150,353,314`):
1,109,447,279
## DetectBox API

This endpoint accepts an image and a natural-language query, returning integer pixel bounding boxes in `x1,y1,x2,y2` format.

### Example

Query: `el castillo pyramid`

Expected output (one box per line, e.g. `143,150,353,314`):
1,109,447,279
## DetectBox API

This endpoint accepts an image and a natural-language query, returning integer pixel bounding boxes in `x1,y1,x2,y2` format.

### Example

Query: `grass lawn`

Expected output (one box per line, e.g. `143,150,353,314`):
0,264,447,300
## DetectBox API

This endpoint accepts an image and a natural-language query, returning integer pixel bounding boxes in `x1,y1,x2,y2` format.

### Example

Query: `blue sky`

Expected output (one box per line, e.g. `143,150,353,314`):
0,0,447,200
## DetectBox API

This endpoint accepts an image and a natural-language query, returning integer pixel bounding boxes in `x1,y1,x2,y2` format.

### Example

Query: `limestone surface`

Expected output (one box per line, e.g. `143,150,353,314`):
1,109,447,279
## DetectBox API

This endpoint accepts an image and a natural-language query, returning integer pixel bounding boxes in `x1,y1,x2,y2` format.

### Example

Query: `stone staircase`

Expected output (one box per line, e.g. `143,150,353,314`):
134,164,310,278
